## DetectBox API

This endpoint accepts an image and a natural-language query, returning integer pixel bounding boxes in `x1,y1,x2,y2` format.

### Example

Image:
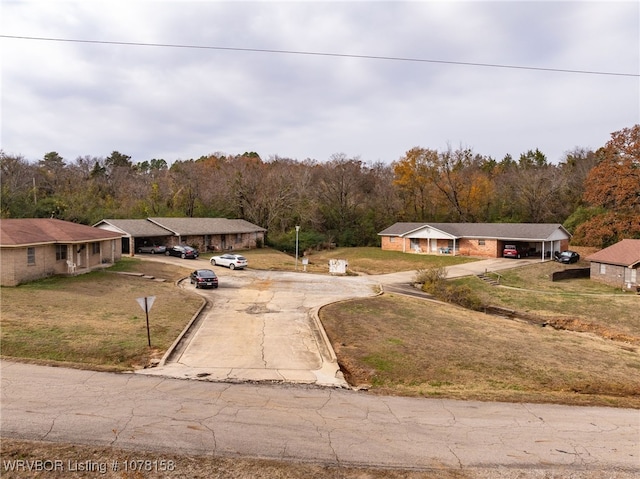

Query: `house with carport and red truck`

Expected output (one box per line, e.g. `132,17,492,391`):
378,222,571,260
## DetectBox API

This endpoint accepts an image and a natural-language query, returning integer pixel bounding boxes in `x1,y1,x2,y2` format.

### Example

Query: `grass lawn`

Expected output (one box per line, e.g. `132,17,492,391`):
238,246,477,275
455,260,640,341
2,248,638,408
321,294,640,408
0,258,202,370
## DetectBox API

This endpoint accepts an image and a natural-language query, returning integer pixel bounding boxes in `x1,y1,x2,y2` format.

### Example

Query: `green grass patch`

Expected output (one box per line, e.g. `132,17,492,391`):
1,262,201,370
241,247,478,275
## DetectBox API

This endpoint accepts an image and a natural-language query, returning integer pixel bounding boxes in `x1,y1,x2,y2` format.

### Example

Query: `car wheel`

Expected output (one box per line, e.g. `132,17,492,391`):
138,249,142,254
150,250,155,254
229,263,235,270
165,251,170,256
211,259,217,266
181,253,186,259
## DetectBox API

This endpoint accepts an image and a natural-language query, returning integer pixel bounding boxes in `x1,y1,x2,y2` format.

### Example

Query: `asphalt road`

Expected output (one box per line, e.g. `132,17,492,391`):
2,360,638,475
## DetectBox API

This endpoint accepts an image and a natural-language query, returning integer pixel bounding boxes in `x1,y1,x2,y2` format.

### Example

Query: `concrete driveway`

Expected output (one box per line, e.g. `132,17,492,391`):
136,256,537,387
138,265,380,387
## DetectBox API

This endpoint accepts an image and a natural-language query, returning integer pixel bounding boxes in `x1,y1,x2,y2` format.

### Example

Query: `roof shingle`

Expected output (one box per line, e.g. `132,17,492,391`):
586,239,640,267
147,217,266,235
1,218,122,246
378,222,569,241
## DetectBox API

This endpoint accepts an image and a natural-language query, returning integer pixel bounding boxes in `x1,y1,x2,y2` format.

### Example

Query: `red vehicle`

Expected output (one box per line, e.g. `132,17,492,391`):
503,244,529,259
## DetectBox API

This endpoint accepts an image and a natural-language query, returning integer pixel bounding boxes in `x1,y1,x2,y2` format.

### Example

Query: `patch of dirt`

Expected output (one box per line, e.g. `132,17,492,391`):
0,438,473,479
543,317,640,346
483,307,640,346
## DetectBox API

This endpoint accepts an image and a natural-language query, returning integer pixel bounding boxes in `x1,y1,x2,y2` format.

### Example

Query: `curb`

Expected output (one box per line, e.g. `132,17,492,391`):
156,277,208,367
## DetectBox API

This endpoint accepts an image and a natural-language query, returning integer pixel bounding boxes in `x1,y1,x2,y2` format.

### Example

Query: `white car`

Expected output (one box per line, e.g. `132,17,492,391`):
210,253,248,270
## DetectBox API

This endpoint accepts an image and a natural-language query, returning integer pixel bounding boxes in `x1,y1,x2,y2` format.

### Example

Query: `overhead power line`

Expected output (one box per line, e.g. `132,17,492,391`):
1,34,638,78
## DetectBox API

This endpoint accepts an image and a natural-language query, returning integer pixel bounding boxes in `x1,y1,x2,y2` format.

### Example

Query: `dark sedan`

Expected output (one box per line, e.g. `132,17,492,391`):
554,250,580,264
190,269,218,289
166,245,199,259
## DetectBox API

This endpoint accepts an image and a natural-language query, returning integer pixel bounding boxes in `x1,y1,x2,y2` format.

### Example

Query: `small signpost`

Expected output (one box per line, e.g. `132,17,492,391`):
136,296,156,347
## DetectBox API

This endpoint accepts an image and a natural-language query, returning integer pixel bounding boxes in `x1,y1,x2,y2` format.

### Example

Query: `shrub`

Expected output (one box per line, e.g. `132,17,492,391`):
415,267,447,289
416,266,484,311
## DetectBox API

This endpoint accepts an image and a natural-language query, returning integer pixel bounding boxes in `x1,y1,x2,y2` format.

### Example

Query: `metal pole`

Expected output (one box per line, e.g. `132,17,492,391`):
144,297,151,347
295,226,300,271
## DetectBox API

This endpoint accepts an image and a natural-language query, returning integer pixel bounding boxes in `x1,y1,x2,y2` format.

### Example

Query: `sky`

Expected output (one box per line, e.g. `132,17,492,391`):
1,1,639,166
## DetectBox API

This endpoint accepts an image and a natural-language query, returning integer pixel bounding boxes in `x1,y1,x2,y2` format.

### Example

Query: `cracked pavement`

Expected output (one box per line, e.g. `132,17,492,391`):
2,360,638,474
2,258,639,475
136,267,380,386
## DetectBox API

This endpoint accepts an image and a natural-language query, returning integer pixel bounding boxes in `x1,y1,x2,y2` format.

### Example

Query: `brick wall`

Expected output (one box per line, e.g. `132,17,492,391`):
380,236,406,252
1,239,121,286
590,262,626,288
1,245,65,286
458,239,500,258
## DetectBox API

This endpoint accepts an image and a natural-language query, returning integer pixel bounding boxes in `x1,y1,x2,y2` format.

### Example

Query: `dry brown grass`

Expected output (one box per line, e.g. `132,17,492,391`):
458,260,640,341
1,438,476,479
0,259,202,370
239,246,476,275
320,294,640,408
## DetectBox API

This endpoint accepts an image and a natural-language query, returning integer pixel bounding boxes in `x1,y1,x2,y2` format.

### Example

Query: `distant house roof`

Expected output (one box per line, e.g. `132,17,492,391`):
378,222,570,241
586,239,640,268
147,217,266,235
1,218,122,247
94,219,173,237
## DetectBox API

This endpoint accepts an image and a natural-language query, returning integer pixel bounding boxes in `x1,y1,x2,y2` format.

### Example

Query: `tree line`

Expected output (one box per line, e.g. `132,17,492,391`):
2,125,638,249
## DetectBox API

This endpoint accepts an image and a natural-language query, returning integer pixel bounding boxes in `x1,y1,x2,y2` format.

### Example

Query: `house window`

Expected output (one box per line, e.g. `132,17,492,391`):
92,242,100,255
478,239,486,246
236,233,242,243
56,245,67,261
27,247,36,265
599,263,606,274
389,237,395,243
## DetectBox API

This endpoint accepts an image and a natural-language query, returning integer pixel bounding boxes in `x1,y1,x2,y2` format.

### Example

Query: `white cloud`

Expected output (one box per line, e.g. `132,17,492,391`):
1,0,638,165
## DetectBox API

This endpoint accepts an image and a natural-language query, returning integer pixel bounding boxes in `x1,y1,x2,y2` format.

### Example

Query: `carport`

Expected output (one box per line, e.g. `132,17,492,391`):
93,219,172,256
379,223,571,259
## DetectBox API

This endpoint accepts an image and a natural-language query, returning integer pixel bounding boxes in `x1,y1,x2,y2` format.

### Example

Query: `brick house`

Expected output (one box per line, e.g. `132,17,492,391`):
586,239,640,291
378,222,571,259
0,218,123,286
94,217,266,255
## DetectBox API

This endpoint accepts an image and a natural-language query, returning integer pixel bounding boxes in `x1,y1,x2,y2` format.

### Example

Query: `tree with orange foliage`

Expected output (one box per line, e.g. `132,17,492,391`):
573,125,640,247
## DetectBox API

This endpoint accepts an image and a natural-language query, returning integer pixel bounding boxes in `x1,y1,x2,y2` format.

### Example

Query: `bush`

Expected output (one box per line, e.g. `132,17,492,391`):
416,266,484,311
438,284,484,311
415,267,447,289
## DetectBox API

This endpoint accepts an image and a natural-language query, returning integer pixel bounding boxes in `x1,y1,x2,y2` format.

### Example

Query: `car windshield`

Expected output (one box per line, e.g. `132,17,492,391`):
560,252,572,257
197,270,216,278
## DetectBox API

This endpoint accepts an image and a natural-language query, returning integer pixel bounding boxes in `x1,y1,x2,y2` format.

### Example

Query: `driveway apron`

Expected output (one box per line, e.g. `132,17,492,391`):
138,269,380,386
